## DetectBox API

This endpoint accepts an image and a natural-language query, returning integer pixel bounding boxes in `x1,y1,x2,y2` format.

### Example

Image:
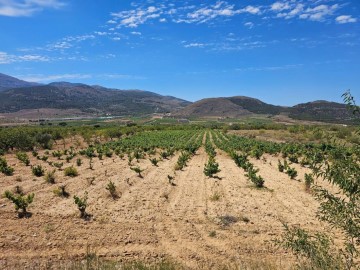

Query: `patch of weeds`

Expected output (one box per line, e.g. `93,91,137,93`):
209,231,217,237
209,192,221,202
44,224,55,233
64,166,78,177
44,169,56,184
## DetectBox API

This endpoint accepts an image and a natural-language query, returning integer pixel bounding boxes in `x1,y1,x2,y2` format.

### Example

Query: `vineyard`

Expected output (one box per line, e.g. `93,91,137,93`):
0,126,359,269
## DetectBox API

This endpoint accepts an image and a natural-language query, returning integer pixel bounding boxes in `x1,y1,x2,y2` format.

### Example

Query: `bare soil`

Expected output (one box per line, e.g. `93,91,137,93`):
0,147,332,269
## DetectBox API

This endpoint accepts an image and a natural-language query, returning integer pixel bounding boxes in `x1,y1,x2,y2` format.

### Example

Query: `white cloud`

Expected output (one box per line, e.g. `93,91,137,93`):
244,22,254,29
336,15,357,24
17,73,91,82
270,1,342,22
242,6,260,15
131,31,142,35
183,43,207,48
271,2,291,11
111,5,164,28
236,64,303,72
0,51,50,64
17,73,146,82
0,0,65,17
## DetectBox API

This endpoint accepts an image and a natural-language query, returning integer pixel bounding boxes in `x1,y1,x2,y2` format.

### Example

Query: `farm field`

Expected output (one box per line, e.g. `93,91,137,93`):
0,127,358,269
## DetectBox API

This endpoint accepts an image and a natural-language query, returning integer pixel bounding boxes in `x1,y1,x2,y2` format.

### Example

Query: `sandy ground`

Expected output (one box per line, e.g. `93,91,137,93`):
0,143,333,269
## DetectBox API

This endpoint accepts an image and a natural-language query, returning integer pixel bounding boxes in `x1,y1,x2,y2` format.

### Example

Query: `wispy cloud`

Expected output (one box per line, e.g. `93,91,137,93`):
270,1,342,22
336,15,357,24
111,5,163,28
16,73,146,82
0,51,50,64
0,0,65,17
236,64,303,72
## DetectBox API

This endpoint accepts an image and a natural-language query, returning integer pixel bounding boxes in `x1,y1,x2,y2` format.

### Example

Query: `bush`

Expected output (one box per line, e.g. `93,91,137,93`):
106,181,118,199
149,158,159,166
76,158,82,166
74,192,88,218
32,165,45,177
0,157,14,176
287,167,298,179
204,156,220,178
44,169,56,184
64,166,78,177
16,152,30,166
304,173,314,192
130,166,144,177
4,191,34,218
53,185,69,197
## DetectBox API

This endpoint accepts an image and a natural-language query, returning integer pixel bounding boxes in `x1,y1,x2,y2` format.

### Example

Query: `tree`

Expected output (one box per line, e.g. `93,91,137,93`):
278,91,360,269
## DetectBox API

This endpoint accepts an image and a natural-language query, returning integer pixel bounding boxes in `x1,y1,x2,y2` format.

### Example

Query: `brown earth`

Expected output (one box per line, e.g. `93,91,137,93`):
0,146,334,269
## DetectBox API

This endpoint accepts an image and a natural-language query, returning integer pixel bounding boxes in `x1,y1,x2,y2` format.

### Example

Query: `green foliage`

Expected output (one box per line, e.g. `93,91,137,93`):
0,157,14,176
44,169,56,184
53,162,63,170
245,167,265,188
35,133,53,149
286,167,298,179
304,173,314,192
106,181,117,199
32,164,45,177
16,152,30,166
74,192,88,218
53,185,69,197
204,156,220,178
4,191,34,217
64,166,78,177
76,158,82,166
130,166,144,177
277,224,344,269
149,158,159,166
175,151,191,171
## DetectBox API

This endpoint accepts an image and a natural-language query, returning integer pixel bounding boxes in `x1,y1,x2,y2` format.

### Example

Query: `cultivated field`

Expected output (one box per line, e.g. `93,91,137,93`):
0,127,358,269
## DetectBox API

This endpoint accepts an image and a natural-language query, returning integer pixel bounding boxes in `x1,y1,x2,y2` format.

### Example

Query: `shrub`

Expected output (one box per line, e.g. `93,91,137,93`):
106,181,118,199
53,162,63,170
0,157,14,176
204,156,220,178
44,169,56,184
149,158,159,166
16,152,30,166
287,167,298,179
53,185,69,197
304,173,314,192
4,191,34,218
64,166,78,177
74,192,88,218
76,158,82,166
130,166,144,177
245,167,265,188
32,165,45,177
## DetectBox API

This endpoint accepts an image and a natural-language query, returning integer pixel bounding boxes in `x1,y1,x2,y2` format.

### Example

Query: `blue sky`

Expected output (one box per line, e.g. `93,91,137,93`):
0,0,359,105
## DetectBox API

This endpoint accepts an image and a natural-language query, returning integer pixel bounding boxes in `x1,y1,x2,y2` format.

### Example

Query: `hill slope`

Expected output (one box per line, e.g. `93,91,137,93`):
175,96,354,123
0,73,40,91
174,98,252,118
0,82,191,116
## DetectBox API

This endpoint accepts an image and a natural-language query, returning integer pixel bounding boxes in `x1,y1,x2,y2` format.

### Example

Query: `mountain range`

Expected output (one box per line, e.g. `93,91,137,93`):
0,73,355,123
